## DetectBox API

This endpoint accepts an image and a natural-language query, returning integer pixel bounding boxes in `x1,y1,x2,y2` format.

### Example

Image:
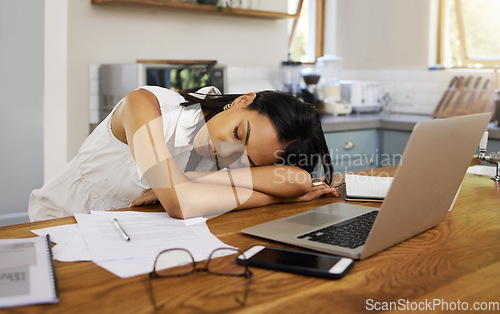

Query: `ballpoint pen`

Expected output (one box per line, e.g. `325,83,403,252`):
113,218,131,241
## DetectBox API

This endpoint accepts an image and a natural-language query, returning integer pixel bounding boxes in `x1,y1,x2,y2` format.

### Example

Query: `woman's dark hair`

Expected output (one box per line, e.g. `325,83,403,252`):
178,90,334,185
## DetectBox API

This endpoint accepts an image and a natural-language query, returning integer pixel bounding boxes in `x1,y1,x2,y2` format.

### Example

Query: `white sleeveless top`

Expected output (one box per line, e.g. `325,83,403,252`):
28,86,217,221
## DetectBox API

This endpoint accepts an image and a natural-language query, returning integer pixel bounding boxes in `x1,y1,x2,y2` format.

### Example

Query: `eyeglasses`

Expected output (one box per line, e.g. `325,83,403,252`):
147,247,253,310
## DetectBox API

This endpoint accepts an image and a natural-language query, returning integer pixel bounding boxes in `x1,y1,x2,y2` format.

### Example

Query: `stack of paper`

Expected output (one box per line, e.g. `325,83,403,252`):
31,211,233,278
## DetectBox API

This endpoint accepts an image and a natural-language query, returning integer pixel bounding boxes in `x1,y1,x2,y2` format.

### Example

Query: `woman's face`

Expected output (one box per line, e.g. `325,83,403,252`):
193,93,284,169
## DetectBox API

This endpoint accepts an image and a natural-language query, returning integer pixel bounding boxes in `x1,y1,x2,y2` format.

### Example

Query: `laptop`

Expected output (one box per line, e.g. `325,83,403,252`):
242,113,491,260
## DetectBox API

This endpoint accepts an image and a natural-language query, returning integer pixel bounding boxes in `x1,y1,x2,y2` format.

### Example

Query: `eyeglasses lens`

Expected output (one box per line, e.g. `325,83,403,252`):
207,248,247,276
155,249,195,276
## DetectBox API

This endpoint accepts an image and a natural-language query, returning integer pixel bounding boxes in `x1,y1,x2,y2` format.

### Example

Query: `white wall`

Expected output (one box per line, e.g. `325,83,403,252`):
335,0,432,70
325,0,499,115
45,0,289,180
44,0,68,186
0,0,44,226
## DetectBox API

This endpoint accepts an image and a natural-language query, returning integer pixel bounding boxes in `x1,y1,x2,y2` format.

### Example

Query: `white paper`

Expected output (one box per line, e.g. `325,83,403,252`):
448,183,461,212
467,165,497,177
31,224,79,244
345,174,394,199
90,210,207,226
77,211,232,277
96,257,154,278
51,231,92,262
76,212,215,262
32,224,91,262
31,211,232,278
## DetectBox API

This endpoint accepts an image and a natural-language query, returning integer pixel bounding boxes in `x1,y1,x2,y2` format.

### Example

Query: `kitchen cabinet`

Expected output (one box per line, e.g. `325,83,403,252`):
487,139,500,152
380,131,500,168
380,130,410,167
324,129,380,173
91,0,297,19
325,128,499,173
322,113,500,174
325,129,409,174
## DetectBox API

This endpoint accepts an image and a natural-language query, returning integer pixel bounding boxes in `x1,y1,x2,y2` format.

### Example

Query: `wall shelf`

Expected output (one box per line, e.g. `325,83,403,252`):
91,0,297,19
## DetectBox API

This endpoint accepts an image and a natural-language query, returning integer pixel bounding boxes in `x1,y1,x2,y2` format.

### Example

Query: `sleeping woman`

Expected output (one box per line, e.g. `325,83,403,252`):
28,86,338,221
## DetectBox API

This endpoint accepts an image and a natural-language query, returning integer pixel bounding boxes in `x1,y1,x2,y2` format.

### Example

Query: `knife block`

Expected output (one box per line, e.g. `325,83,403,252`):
432,75,496,119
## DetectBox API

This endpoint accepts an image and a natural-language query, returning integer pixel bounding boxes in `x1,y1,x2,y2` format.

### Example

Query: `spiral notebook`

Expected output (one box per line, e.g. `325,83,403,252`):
0,235,59,308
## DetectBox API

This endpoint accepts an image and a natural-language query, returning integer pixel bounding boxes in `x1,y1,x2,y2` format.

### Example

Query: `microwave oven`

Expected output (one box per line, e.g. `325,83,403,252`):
92,62,226,127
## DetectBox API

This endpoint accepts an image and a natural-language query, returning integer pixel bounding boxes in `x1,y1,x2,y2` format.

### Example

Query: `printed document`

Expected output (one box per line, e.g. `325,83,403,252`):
32,211,233,278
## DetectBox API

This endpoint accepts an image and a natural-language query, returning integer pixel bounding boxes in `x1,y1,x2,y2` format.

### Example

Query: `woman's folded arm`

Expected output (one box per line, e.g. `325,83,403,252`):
184,165,314,198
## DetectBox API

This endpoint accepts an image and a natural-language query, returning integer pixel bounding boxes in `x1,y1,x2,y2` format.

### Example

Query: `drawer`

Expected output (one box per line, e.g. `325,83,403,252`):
324,129,380,173
332,158,375,174
325,129,379,157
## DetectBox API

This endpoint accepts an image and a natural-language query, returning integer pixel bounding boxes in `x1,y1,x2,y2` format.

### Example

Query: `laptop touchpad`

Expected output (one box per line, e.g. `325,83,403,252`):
285,212,340,227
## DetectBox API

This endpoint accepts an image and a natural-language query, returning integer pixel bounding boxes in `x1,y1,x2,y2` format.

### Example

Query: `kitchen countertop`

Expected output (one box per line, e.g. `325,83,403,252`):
321,112,500,140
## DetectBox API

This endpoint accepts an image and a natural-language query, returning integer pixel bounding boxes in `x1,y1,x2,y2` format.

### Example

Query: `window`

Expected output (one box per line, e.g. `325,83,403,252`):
288,0,324,63
438,0,500,68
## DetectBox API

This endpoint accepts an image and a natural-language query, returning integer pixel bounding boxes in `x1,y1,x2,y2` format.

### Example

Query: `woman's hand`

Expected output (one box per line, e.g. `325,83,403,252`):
130,188,159,207
283,182,340,203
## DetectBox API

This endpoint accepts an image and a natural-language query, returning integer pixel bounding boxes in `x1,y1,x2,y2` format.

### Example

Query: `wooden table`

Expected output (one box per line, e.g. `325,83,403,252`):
1,167,499,313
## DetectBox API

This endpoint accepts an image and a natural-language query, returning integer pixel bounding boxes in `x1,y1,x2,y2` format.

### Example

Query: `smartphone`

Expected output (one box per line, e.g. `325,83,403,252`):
237,245,354,279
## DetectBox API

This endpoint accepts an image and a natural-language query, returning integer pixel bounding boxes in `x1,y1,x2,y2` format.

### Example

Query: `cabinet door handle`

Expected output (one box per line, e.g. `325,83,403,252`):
343,141,355,150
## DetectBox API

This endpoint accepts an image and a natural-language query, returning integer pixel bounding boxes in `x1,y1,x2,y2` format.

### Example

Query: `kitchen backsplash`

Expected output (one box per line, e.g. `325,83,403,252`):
343,68,498,115
225,66,280,94
89,65,499,123
226,66,498,116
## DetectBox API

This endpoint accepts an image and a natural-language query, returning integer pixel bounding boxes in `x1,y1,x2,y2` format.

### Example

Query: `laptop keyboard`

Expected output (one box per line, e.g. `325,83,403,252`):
296,211,379,249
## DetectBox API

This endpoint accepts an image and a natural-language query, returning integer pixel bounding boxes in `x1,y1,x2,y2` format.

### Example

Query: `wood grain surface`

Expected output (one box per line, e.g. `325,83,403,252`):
1,167,499,313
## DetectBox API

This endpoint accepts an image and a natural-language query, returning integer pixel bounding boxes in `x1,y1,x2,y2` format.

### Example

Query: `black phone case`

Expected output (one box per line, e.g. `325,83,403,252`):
243,246,355,279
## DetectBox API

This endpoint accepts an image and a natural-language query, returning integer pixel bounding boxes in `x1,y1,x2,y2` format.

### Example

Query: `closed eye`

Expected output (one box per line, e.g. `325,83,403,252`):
235,121,256,167
233,126,240,140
